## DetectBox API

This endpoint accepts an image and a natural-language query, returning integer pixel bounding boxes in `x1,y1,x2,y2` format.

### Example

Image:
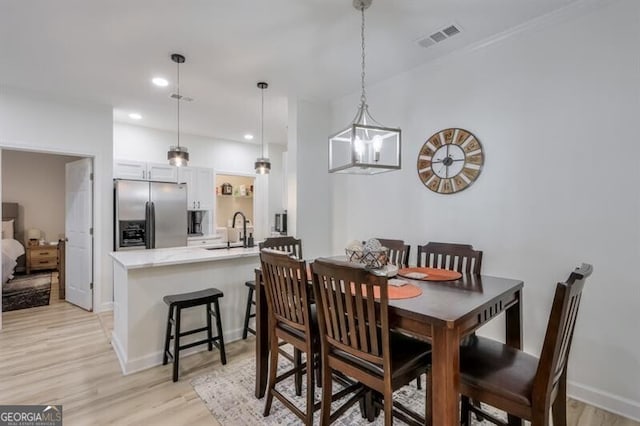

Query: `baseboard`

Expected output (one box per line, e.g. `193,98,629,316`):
112,327,244,376
99,302,113,312
569,381,640,422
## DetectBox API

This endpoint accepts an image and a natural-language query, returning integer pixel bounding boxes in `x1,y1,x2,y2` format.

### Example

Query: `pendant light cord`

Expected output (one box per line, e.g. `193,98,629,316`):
360,2,366,108
176,59,181,149
261,86,265,158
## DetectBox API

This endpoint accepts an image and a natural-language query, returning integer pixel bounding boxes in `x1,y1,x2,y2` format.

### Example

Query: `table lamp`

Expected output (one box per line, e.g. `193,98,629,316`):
27,228,41,247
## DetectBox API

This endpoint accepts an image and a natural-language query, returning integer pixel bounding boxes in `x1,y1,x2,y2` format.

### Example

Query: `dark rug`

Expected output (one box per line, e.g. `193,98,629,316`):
2,272,52,312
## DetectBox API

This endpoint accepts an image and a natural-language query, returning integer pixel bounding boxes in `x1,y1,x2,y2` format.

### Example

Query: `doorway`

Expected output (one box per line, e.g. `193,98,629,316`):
1,149,94,318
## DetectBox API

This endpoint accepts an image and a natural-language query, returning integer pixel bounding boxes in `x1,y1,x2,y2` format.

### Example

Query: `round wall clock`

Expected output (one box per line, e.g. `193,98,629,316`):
417,128,484,194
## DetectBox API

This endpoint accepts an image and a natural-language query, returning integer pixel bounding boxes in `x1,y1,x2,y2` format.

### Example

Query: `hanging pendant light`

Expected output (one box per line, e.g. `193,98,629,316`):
167,53,189,167
328,0,401,174
255,81,271,174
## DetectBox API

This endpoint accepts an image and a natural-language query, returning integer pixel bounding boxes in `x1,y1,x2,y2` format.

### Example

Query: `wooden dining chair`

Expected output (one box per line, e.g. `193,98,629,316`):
311,258,431,426
416,241,483,275
243,237,305,392
374,238,410,268
261,249,319,425
459,263,593,426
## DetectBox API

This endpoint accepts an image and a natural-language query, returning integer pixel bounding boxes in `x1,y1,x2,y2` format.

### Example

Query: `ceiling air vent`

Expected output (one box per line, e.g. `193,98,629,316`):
169,93,194,102
416,23,462,49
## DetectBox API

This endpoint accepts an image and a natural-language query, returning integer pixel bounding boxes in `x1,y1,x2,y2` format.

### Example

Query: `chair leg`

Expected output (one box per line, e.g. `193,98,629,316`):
552,372,568,426
320,360,333,426
425,366,432,426
416,376,422,390
460,396,471,426
242,287,254,339
206,302,213,351
172,307,181,382
305,350,315,425
294,348,302,396
162,305,173,365
383,390,393,426
315,352,322,388
263,333,280,417
213,298,227,365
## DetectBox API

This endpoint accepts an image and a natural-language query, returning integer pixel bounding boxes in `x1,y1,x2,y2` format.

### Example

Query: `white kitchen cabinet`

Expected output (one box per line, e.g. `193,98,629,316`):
113,160,178,183
178,167,214,210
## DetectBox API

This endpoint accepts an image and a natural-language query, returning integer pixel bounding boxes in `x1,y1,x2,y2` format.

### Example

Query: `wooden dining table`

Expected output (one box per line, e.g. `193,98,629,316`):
253,265,524,426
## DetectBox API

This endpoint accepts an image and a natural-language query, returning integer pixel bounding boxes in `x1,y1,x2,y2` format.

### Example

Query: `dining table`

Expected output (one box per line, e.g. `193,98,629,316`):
253,263,524,426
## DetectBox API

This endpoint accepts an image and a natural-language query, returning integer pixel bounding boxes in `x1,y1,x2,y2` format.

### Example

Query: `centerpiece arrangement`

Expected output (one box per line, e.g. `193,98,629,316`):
345,238,389,269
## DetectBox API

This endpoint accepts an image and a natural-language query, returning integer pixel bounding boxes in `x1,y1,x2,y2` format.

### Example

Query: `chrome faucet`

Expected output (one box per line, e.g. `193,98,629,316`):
232,211,248,248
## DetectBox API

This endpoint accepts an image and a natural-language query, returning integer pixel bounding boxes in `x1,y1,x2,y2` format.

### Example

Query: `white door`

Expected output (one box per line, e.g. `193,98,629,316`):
179,167,197,209
147,163,178,183
113,159,147,180
196,168,214,210
65,158,93,311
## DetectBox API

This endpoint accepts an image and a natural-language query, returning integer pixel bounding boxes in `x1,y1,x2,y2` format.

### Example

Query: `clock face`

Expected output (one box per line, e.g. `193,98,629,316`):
417,128,484,194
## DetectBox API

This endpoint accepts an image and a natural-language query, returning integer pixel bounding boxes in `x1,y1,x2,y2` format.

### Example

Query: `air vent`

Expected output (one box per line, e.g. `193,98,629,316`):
416,23,462,49
169,93,194,102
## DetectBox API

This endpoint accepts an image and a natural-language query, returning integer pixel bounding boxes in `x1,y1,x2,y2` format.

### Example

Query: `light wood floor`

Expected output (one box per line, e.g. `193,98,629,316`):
0,301,637,426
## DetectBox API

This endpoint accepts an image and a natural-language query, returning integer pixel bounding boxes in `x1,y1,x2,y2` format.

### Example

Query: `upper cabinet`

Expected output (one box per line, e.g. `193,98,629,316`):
177,167,214,211
114,160,178,183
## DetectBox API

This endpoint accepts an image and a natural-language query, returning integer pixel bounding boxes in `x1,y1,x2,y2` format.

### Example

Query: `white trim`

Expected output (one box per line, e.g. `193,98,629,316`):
569,381,640,423
99,301,113,312
112,328,244,375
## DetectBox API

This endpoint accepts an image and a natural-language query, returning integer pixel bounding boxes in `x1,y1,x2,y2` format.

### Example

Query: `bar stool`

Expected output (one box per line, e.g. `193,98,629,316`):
162,288,227,382
242,281,256,339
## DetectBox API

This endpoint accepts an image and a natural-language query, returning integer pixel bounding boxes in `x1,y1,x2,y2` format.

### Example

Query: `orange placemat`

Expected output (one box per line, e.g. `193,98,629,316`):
350,282,423,300
398,267,462,282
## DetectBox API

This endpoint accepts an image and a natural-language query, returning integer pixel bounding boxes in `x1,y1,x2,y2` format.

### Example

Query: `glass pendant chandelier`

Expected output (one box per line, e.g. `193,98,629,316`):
167,53,189,167
255,81,271,174
328,0,401,174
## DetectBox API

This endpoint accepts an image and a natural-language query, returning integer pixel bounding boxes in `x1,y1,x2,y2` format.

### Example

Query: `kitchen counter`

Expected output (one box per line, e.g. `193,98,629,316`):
110,245,260,375
110,245,259,270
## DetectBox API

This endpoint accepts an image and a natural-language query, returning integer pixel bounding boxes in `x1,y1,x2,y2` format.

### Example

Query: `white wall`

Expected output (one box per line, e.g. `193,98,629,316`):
326,0,640,420
288,98,332,259
2,150,82,243
113,123,285,238
0,87,114,312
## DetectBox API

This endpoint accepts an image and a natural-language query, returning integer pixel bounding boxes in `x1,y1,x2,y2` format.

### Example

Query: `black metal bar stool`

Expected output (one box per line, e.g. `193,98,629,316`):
242,280,256,339
163,288,227,382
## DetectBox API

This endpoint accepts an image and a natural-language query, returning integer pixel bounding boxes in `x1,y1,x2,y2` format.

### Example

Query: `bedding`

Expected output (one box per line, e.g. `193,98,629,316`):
2,238,25,283
2,219,14,240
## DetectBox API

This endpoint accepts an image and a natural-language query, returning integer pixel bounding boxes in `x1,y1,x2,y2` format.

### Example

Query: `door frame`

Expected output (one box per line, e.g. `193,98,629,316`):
0,144,98,325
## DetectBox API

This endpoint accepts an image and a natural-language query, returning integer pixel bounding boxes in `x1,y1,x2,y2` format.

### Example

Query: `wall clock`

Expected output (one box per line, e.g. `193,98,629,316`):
417,128,484,194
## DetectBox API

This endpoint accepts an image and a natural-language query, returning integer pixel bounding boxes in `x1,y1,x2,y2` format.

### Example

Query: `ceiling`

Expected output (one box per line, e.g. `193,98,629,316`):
0,0,579,145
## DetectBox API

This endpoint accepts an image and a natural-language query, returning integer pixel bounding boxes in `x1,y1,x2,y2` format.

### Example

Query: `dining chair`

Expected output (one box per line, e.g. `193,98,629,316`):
458,263,593,426
374,238,410,268
243,236,306,392
416,241,483,275
311,258,431,426
261,249,319,425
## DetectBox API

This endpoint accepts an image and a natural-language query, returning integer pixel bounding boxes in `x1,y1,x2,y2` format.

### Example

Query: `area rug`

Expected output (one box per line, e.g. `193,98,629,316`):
191,349,509,425
2,272,52,312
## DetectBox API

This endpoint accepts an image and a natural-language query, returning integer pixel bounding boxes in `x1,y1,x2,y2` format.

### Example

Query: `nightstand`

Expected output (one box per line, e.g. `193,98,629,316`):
26,245,59,275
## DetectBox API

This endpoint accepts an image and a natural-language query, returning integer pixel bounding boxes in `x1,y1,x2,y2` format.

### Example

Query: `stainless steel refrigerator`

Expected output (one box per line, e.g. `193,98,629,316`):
114,179,187,250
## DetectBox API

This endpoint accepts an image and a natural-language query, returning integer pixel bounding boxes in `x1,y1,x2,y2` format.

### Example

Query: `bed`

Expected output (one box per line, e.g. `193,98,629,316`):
2,202,26,284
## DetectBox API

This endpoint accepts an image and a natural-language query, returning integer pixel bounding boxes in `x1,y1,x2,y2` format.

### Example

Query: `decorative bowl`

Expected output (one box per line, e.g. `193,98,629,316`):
345,247,389,270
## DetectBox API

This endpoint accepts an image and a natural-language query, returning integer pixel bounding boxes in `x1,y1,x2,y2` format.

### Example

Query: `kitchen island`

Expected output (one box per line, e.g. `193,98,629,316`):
110,246,260,375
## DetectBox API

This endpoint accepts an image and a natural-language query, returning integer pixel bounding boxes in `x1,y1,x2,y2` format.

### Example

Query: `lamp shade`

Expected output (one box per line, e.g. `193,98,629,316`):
168,145,189,167
27,228,41,240
329,122,401,174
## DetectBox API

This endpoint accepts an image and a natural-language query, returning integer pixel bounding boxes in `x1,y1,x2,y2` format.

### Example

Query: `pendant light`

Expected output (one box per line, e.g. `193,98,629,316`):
328,0,401,174
255,81,271,174
167,53,189,167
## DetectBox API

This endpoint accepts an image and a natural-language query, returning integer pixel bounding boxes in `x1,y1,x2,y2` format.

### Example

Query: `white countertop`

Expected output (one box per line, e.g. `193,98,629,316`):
110,245,260,270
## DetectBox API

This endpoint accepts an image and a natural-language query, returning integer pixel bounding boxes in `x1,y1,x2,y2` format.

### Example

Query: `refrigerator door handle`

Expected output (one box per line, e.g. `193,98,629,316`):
144,201,151,249
150,201,156,249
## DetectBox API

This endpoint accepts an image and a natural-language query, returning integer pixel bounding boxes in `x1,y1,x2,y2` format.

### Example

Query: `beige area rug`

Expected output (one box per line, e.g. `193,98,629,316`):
191,350,508,425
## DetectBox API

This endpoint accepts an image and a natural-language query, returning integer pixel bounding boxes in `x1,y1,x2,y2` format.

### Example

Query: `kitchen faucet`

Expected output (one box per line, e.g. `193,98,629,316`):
232,211,248,248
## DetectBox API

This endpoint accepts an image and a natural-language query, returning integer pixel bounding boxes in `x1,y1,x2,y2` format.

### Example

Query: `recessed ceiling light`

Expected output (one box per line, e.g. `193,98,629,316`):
244,134,254,140
129,113,142,120
152,77,169,87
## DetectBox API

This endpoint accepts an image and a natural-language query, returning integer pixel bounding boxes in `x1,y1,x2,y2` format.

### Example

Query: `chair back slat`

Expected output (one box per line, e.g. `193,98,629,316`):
260,249,312,333
374,238,411,268
312,258,389,367
417,242,483,275
260,236,303,259
534,263,593,399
